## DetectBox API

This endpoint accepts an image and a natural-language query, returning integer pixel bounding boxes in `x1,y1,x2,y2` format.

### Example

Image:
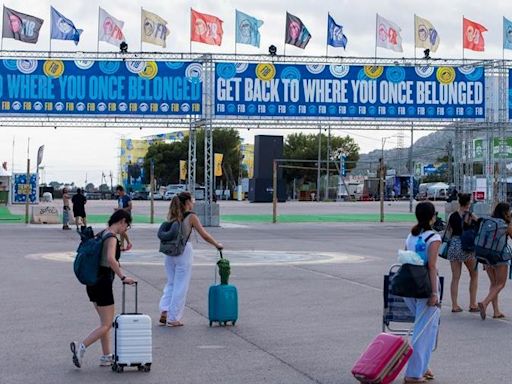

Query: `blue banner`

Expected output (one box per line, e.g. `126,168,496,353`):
0,59,203,115
215,63,485,119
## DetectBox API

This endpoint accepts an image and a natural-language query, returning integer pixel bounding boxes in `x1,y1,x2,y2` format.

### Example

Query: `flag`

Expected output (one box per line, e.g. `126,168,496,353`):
504,17,512,50
327,14,347,49
214,154,223,177
50,7,82,45
463,17,487,51
98,7,125,47
414,15,440,52
37,145,44,167
141,8,169,48
285,12,311,49
2,6,43,44
235,10,263,48
179,160,187,181
376,14,403,52
190,9,223,46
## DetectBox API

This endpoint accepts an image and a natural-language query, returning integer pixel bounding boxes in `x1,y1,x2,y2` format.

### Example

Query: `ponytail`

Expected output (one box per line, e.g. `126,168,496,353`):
168,195,184,222
411,202,436,236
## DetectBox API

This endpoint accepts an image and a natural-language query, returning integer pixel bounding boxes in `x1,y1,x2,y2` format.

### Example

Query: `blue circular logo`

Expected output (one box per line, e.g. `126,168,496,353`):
247,104,256,114
308,105,317,114
216,63,237,79
446,107,455,116
280,66,301,81
328,105,337,115
368,106,377,115
99,61,120,75
357,69,370,81
268,104,277,114
385,67,406,83
227,104,236,113
76,102,85,112
466,67,483,81
348,106,357,115
388,106,397,115
288,105,297,114
3,60,17,71
407,106,416,116
427,107,436,116
466,107,474,116
165,62,184,69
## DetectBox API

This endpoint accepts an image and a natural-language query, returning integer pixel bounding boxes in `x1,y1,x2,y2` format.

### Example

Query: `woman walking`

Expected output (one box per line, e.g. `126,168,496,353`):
446,193,479,313
70,210,136,368
403,202,441,383
478,202,512,320
158,192,223,327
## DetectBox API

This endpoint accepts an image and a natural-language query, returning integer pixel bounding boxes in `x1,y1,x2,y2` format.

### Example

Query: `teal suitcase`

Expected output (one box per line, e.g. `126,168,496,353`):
208,284,238,326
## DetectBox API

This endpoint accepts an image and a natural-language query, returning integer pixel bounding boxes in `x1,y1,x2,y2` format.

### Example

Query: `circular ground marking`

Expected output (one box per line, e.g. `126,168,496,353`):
27,249,367,266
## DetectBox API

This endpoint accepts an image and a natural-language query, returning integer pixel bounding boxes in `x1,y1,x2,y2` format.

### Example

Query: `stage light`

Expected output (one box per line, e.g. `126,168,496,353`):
120,41,128,53
423,49,431,60
268,45,277,56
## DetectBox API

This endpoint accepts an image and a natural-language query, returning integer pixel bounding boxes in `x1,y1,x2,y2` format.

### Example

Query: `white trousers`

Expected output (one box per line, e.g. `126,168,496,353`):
159,243,193,322
403,297,441,378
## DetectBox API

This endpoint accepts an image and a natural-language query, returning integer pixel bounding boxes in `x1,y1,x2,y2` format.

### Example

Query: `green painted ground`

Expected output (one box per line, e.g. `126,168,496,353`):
0,207,416,224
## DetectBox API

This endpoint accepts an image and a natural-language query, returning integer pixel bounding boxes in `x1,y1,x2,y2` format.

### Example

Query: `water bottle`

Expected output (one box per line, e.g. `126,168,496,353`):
415,236,427,264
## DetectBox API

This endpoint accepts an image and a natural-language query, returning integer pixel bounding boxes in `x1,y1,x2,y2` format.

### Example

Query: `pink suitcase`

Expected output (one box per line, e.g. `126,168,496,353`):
351,332,412,384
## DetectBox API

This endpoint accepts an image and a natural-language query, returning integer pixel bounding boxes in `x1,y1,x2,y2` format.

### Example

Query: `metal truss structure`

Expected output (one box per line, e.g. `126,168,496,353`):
2,51,512,211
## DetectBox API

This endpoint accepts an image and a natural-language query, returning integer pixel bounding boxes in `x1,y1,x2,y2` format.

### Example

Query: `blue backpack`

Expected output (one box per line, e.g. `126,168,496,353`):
73,228,114,285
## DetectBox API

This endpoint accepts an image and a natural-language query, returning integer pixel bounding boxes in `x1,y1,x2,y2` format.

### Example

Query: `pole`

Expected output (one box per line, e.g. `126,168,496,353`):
325,126,330,200
409,123,414,213
25,138,30,224
462,16,465,62
272,160,277,223
374,13,378,61
140,7,143,52
97,7,100,53
11,136,15,175
380,137,386,223
189,8,192,54
413,14,416,63
317,126,322,202
150,159,154,224
447,139,453,186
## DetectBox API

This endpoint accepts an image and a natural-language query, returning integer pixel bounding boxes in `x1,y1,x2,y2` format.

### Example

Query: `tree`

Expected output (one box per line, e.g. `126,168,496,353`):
85,183,95,192
98,184,110,192
49,181,61,190
283,133,360,184
143,128,242,190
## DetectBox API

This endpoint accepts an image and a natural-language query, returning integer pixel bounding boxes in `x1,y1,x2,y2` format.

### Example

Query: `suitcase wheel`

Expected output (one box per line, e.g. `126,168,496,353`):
137,364,151,372
232,321,236,326
112,363,123,373
209,321,213,327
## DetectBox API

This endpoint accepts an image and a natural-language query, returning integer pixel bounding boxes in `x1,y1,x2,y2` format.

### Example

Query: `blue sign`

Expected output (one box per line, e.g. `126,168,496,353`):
423,164,437,174
0,59,203,115
215,63,485,119
11,173,38,204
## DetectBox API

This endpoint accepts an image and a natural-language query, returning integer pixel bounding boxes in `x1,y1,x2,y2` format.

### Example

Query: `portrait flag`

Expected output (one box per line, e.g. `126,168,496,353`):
463,17,487,51
50,6,82,45
98,7,125,47
414,15,440,52
141,8,170,48
190,9,223,46
376,14,403,52
285,12,311,49
327,14,347,49
179,160,187,181
214,154,223,177
235,10,263,48
2,6,43,44
504,17,512,50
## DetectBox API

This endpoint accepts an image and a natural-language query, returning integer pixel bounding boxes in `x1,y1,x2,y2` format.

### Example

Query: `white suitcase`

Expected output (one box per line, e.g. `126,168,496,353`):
112,282,152,373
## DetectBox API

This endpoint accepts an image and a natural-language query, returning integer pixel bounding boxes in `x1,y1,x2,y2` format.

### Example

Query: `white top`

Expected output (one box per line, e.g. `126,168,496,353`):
405,230,442,253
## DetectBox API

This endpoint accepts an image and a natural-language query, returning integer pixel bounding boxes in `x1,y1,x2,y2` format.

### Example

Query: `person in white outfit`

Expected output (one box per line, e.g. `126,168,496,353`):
158,191,223,327
403,201,441,383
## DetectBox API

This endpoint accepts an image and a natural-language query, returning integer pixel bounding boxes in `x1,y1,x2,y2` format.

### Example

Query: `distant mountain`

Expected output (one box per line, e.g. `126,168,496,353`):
352,128,455,176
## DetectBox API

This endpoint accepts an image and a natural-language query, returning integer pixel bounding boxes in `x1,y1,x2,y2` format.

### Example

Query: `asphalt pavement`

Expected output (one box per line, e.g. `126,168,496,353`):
1,206,510,383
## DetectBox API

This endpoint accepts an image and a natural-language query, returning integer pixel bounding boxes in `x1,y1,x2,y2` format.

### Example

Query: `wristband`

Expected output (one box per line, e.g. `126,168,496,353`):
121,276,126,281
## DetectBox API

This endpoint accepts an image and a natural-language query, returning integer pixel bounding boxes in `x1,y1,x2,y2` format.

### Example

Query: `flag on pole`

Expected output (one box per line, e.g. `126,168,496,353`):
141,8,169,48
190,9,223,46
50,7,82,45
327,14,347,49
214,154,223,177
285,12,311,49
414,15,440,52
463,17,487,51
179,160,187,181
2,6,43,44
376,14,403,52
504,17,512,50
98,7,125,47
235,10,263,47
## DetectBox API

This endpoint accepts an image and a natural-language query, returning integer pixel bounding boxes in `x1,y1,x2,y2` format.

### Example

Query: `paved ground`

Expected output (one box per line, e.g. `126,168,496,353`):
1,206,511,383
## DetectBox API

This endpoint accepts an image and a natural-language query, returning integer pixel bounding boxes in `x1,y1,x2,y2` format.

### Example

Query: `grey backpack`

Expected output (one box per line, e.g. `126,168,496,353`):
158,216,191,256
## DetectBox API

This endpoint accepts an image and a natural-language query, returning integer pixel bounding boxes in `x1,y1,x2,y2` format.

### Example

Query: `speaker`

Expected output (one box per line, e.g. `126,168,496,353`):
248,178,286,203
253,135,284,179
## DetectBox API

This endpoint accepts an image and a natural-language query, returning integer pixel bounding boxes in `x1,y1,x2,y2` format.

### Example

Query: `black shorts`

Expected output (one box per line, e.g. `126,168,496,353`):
86,274,114,307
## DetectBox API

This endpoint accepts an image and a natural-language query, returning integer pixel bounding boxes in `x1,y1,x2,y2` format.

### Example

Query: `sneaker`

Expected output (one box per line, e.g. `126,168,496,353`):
99,354,113,367
70,341,86,368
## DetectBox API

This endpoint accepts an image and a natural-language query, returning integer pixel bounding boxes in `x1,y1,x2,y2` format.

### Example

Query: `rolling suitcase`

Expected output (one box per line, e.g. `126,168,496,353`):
112,282,152,373
351,306,439,383
208,251,238,327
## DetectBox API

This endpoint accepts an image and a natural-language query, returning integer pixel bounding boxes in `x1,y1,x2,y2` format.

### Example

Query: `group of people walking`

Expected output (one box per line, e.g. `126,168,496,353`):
69,191,223,368
401,195,512,383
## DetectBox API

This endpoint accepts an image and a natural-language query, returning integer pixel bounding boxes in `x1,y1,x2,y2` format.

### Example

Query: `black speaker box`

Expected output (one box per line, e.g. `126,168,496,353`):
248,178,286,203
253,135,284,179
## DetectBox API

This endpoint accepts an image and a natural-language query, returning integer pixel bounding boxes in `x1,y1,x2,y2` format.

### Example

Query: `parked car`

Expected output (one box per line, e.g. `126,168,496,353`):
164,185,186,200
131,191,149,200
151,191,164,200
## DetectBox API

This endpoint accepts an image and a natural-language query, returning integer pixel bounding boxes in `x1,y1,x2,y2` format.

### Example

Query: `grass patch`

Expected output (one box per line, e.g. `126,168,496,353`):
0,206,23,222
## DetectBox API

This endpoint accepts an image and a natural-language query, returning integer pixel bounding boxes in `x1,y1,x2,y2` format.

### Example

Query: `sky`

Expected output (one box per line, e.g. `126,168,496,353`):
0,0,510,185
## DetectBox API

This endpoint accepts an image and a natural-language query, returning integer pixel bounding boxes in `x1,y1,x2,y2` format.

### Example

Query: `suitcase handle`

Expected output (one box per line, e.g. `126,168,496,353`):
122,281,138,314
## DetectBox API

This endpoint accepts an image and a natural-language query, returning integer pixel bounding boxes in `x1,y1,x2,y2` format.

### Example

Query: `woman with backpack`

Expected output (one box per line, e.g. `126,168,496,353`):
158,192,223,327
478,202,512,320
70,210,136,368
403,202,441,383
445,193,479,313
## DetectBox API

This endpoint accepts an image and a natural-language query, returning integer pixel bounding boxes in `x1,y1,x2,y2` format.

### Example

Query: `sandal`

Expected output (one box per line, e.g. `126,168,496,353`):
478,302,486,320
159,313,167,325
451,307,463,313
166,320,184,327
468,307,480,313
424,370,435,380
493,314,505,319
